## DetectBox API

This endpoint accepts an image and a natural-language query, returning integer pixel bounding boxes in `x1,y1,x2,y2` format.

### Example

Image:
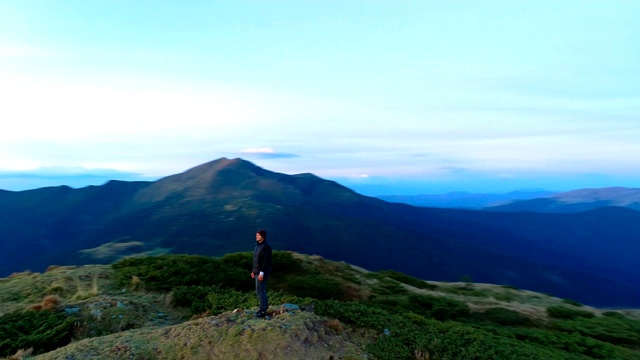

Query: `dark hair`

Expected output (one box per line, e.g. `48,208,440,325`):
257,229,267,239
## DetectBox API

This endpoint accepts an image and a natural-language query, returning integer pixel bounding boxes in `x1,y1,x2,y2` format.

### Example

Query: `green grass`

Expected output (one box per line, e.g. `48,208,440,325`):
2,252,640,360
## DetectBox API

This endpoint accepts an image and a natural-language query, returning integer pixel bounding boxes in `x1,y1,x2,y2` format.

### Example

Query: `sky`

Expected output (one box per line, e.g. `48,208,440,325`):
1,0,639,195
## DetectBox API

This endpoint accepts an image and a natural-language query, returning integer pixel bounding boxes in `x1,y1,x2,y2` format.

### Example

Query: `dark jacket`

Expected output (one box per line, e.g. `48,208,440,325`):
252,241,272,275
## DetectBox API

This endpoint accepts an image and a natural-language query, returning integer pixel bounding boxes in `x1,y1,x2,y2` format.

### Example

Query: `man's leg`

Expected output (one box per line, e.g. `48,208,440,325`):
256,274,269,314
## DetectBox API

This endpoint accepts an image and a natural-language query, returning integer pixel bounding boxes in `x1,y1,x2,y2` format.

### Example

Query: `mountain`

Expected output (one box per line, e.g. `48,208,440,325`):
378,190,556,209
486,187,640,212
1,158,639,307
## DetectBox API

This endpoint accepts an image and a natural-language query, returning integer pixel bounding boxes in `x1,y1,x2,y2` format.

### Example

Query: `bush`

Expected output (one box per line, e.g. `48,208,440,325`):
472,307,533,327
602,311,625,319
552,316,640,347
492,292,514,303
440,284,490,298
315,300,395,329
315,300,594,360
500,285,520,291
280,274,346,300
112,254,249,292
0,310,76,357
375,270,436,290
112,251,305,295
562,299,583,307
206,287,255,315
547,306,595,320
172,286,220,315
408,294,470,321
371,278,409,296
503,327,640,359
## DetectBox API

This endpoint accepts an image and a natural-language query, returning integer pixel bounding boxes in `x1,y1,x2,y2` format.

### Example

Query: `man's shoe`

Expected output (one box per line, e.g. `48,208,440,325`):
256,310,265,318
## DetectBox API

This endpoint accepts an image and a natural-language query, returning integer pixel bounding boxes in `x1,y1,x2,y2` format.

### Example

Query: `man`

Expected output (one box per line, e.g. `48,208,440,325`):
251,229,272,318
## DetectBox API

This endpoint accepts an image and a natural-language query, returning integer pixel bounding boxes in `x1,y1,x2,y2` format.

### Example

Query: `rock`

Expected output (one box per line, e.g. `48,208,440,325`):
281,303,300,311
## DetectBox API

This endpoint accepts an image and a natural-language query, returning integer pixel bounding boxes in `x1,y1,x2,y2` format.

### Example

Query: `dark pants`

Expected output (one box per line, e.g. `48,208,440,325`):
255,273,269,312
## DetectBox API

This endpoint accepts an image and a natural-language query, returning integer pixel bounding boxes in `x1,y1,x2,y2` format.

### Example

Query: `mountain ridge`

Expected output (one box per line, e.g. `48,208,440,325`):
378,190,556,209
1,158,639,307
486,186,640,212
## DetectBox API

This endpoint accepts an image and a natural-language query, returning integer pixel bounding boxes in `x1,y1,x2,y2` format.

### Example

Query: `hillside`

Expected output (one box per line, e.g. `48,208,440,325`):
1,158,640,307
1,253,639,360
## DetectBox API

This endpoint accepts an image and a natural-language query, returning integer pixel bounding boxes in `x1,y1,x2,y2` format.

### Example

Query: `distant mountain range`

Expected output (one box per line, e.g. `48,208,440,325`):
1,158,639,307
486,187,640,212
378,190,556,209
379,187,640,212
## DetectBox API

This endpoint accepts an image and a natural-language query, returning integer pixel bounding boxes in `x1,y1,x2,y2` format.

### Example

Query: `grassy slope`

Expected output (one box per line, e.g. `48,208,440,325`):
34,310,369,360
1,253,639,360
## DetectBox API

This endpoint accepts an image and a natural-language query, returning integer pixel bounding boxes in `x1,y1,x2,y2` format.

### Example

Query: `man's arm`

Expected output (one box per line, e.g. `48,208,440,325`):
258,245,272,281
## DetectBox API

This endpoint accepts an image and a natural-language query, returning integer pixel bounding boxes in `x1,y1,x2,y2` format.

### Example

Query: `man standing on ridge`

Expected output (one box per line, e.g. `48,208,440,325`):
251,229,272,318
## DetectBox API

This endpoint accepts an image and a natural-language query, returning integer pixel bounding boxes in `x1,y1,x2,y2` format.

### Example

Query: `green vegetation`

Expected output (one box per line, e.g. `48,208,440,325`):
471,307,534,327
111,254,252,292
2,252,640,360
0,310,76,357
547,305,596,320
373,270,438,290
563,298,584,307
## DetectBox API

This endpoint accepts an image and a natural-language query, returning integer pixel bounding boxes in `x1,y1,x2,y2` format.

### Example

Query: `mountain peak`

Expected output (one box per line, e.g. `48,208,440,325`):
182,157,261,175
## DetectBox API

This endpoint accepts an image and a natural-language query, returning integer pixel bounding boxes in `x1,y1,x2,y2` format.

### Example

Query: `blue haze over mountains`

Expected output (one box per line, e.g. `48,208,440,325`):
0,158,639,307
380,187,640,212
378,191,557,209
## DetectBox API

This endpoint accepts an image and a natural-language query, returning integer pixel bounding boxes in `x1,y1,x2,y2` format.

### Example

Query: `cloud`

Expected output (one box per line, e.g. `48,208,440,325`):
437,166,474,175
239,148,299,159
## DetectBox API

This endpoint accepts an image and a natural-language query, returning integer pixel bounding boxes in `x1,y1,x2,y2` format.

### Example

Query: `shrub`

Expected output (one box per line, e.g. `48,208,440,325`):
562,299,583,307
45,265,60,272
315,300,589,360
325,319,344,334
440,284,490,298
41,295,60,311
602,311,625,319
500,285,520,291
473,307,533,327
314,300,393,329
280,274,346,300
45,284,65,295
547,306,595,320
206,288,254,315
408,294,470,321
270,251,304,273
112,254,251,292
27,295,60,311
172,286,220,315
112,251,304,294
0,310,76,357
371,278,409,296
375,270,436,290
552,316,640,347
502,326,640,359
492,292,514,303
